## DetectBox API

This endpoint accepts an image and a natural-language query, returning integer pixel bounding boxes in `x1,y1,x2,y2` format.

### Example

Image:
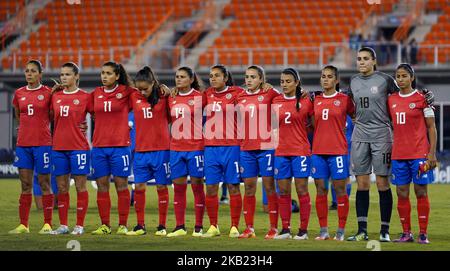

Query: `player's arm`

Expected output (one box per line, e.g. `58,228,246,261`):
13,105,20,126
424,108,437,169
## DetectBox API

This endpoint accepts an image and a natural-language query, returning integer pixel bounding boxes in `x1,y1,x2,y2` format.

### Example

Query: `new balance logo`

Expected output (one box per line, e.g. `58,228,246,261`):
337,169,343,173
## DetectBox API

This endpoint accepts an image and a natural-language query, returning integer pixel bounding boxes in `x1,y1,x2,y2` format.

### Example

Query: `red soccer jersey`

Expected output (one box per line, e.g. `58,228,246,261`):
312,92,355,155
168,89,206,151
90,84,133,147
12,85,52,147
51,89,92,151
236,88,280,151
273,95,313,157
130,91,170,152
204,86,243,146
388,90,431,159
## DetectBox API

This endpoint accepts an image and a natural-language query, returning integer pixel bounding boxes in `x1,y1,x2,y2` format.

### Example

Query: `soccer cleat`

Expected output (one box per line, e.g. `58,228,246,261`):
8,224,30,234
393,232,414,243
274,229,292,240
346,231,369,241
418,233,430,244
167,226,187,238
329,203,337,211
51,225,69,235
38,223,53,235
379,232,391,242
71,225,85,235
238,227,256,239
192,226,203,237
155,225,167,236
91,224,111,235
116,225,128,235
293,230,308,240
219,197,229,205
202,225,220,238
333,232,345,241
229,226,240,238
264,228,278,239
126,225,147,236
315,231,330,240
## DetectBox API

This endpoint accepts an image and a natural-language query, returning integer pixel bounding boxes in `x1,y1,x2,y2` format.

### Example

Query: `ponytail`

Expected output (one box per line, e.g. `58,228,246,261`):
177,66,203,92
282,68,302,111
103,61,131,86
27,59,43,73
134,66,160,107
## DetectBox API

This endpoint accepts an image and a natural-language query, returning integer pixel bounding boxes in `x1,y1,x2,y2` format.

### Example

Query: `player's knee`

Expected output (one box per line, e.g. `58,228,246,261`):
136,183,147,191
206,185,218,196
21,181,32,193
228,184,241,195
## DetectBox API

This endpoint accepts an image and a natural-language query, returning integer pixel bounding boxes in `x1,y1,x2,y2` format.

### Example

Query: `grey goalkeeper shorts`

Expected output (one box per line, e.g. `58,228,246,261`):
350,141,392,176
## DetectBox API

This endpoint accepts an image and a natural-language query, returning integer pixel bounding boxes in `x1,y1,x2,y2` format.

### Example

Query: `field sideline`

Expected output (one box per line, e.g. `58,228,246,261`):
0,179,449,251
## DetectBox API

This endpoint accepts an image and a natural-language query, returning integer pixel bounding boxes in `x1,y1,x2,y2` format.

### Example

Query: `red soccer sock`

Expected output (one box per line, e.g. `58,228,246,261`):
134,189,146,227
19,193,32,227
279,194,291,230
76,191,89,227
243,195,256,228
157,187,169,227
337,195,349,229
417,195,430,234
230,193,242,228
117,189,130,226
173,183,187,227
57,192,70,226
205,194,218,227
267,193,279,229
298,193,311,231
397,196,411,233
97,191,111,226
191,183,205,227
315,194,328,228
42,194,54,226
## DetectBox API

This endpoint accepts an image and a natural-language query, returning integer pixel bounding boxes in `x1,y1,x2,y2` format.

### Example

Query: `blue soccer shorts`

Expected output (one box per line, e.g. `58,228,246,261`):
14,146,52,174
52,150,91,176
133,150,171,185
274,155,311,180
392,159,434,186
240,149,275,178
91,147,131,179
204,146,241,185
169,150,204,180
312,154,349,181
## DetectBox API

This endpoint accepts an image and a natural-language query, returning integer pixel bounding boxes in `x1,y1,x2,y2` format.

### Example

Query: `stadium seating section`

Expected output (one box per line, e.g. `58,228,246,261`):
1,0,202,70
199,0,398,67
0,0,25,22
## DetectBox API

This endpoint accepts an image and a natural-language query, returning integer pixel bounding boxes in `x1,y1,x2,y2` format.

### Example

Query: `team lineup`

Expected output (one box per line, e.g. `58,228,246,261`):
9,47,437,245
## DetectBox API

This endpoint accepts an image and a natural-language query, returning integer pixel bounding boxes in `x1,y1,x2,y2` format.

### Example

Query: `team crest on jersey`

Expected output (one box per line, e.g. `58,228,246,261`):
240,166,244,174
258,95,264,102
311,167,316,174
188,99,195,106
37,95,44,101
274,168,278,175
116,93,123,99
56,99,62,104
226,93,232,100
20,97,26,101
370,86,378,94
73,99,80,105
334,100,341,106
409,103,416,109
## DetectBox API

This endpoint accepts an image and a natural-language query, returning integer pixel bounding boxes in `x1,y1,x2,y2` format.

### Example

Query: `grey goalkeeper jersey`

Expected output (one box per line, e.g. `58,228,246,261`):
349,71,400,143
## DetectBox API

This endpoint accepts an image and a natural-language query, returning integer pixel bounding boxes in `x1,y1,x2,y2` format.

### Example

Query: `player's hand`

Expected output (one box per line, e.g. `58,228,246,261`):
79,121,88,135
300,88,309,99
426,152,437,169
421,88,434,106
262,83,273,92
159,84,171,96
51,78,64,94
170,87,178,98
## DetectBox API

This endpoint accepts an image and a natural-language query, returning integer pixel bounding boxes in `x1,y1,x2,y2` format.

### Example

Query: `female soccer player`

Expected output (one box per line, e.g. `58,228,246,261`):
236,65,280,239
388,64,436,244
90,61,134,235
50,62,91,235
167,66,206,237
272,68,313,240
347,47,433,242
126,66,171,236
202,65,243,238
9,60,54,235
312,65,355,241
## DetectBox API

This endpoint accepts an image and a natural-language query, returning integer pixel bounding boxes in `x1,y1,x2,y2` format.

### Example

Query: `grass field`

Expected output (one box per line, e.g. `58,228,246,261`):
0,179,449,251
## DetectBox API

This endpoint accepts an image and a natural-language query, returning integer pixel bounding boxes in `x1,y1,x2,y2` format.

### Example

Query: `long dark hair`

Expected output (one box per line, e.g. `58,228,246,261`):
322,65,340,92
396,63,416,89
62,62,80,86
211,64,234,86
282,68,302,111
134,66,160,108
177,66,202,91
247,65,266,90
358,47,377,71
27,59,43,73
103,61,131,86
